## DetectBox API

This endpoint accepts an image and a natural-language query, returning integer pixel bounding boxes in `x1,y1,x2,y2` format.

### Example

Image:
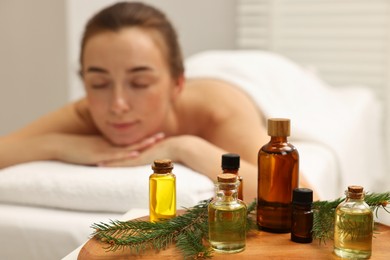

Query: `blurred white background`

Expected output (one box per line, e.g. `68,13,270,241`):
1,0,389,177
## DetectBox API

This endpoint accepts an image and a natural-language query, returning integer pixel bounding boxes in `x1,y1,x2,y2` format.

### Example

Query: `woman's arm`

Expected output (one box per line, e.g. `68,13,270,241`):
0,99,162,169
0,101,90,168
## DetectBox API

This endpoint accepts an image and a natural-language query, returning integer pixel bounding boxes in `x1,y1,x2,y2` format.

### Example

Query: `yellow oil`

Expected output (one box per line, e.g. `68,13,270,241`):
208,202,246,253
149,173,176,222
334,207,373,259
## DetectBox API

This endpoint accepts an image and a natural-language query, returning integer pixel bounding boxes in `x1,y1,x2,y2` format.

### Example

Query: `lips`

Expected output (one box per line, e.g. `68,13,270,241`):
108,120,140,130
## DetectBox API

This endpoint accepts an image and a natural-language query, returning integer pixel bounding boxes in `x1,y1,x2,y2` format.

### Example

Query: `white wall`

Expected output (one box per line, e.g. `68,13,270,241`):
0,0,237,135
0,0,68,135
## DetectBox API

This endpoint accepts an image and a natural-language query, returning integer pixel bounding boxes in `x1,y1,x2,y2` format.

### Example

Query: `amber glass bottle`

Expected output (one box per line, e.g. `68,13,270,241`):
222,153,243,201
257,118,299,233
149,159,176,222
291,188,313,243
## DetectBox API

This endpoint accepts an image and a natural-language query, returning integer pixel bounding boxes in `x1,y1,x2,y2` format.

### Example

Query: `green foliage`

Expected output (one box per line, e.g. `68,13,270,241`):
312,192,390,243
91,193,389,259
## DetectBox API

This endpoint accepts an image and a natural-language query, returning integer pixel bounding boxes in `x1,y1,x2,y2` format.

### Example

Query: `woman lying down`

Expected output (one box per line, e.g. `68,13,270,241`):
0,2,315,202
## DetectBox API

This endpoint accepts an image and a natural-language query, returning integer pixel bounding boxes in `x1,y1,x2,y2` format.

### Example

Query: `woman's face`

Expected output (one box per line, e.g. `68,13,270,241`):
82,27,181,146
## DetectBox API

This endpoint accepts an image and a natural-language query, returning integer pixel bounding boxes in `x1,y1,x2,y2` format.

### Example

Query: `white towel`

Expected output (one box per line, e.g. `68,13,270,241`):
0,161,215,213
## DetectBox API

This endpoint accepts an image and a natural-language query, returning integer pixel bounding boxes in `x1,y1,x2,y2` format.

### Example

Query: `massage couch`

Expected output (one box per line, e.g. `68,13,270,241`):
0,51,387,260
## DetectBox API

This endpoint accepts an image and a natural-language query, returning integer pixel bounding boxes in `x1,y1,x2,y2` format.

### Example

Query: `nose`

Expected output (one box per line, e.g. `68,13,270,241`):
110,89,131,115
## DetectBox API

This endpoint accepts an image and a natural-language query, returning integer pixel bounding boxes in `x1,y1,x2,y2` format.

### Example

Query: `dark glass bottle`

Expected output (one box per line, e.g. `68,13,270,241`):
257,118,299,233
222,153,243,201
208,174,247,253
291,188,313,243
149,159,176,222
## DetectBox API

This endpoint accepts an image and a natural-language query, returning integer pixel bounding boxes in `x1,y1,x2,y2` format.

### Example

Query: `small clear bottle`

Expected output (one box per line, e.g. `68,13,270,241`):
208,174,247,253
149,159,176,222
291,188,313,243
257,118,299,233
222,153,243,201
334,186,373,259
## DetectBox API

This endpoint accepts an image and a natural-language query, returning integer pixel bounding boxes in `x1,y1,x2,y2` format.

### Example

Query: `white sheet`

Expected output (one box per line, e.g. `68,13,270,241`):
185,50,386,195
0,203,152,260
0,161,215,213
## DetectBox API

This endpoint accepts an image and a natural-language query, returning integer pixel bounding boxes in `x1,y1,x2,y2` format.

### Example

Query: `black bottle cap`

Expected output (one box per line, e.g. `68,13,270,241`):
221,153,240,169
292,188,313,205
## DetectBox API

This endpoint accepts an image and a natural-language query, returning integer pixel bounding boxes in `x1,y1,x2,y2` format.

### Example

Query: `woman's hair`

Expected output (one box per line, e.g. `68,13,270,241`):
80,1,184,79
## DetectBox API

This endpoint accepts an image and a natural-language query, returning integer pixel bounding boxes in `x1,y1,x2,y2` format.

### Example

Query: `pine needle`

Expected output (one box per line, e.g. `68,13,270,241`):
312,192,390,243
91,192,390,258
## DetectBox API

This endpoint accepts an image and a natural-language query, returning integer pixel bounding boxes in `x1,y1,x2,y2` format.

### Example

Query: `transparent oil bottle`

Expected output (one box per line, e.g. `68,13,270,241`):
334,186,373,259
208,174,247,253
257,118,299,233
149,159,176,222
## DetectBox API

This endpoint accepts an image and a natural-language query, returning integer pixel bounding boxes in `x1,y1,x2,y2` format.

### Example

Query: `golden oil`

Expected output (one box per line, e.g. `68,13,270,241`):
149,159,176,222
334,186,373,259
208,174,247,253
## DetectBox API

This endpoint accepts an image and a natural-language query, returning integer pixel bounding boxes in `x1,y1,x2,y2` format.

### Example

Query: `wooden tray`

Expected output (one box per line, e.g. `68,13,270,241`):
78,217,390,259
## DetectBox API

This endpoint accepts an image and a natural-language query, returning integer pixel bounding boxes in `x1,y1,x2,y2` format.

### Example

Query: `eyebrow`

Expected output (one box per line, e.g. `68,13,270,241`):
85,66,153,74
86,67,108,74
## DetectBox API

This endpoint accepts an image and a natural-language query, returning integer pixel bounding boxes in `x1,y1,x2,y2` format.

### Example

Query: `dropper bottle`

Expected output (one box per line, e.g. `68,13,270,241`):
222,153,243,201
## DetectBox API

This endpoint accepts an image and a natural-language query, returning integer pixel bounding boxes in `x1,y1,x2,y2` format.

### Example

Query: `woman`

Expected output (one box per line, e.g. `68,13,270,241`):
0,2,311,202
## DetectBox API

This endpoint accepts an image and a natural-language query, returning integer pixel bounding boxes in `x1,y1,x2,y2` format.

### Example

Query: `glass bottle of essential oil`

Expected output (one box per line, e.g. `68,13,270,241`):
291,188,313,243
208,173,247,253
149,159,176,222
334,185,373,259
222,153,243,201
257,118,299,233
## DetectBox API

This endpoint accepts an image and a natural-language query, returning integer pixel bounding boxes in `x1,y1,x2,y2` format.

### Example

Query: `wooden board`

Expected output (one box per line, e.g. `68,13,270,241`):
78,219,390,259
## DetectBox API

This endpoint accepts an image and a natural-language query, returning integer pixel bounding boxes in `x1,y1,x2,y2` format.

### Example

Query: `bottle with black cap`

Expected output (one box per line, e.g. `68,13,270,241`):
222,153,243,201
291,188,313,243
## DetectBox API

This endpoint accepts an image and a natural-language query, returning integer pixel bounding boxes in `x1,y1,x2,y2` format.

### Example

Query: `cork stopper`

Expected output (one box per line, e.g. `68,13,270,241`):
152,159,173,173
217,173,238,183
267,118,290,137
347,185,364,199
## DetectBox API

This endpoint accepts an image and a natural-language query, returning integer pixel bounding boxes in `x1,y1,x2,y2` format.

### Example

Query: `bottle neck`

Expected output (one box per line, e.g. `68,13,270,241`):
270,136,288,142
215,182,239,201
222,169,239,174
345,191,365,202
292,203,312,210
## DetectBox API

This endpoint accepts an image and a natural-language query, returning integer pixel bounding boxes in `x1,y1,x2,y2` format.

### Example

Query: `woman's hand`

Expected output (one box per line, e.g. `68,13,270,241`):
98,135,182,167
51,132,165,166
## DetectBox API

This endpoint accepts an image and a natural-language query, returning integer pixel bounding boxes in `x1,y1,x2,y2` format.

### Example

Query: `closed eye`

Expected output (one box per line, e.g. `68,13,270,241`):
132,83,149,88
91,83,110,89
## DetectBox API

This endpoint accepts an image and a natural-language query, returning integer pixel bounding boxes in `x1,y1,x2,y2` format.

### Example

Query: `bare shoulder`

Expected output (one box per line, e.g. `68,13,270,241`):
181,78,267,164
184,78,263,122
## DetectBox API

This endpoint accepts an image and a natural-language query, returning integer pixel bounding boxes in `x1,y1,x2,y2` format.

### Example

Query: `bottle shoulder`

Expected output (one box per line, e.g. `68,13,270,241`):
209,199,247,209
337,201,372,213
260,141,298,155
150,173,176,179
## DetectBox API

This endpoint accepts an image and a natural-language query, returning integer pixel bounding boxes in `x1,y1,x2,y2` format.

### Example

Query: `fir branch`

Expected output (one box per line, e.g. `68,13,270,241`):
91,192,389,258
312,192,390,243
92,199,213,258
